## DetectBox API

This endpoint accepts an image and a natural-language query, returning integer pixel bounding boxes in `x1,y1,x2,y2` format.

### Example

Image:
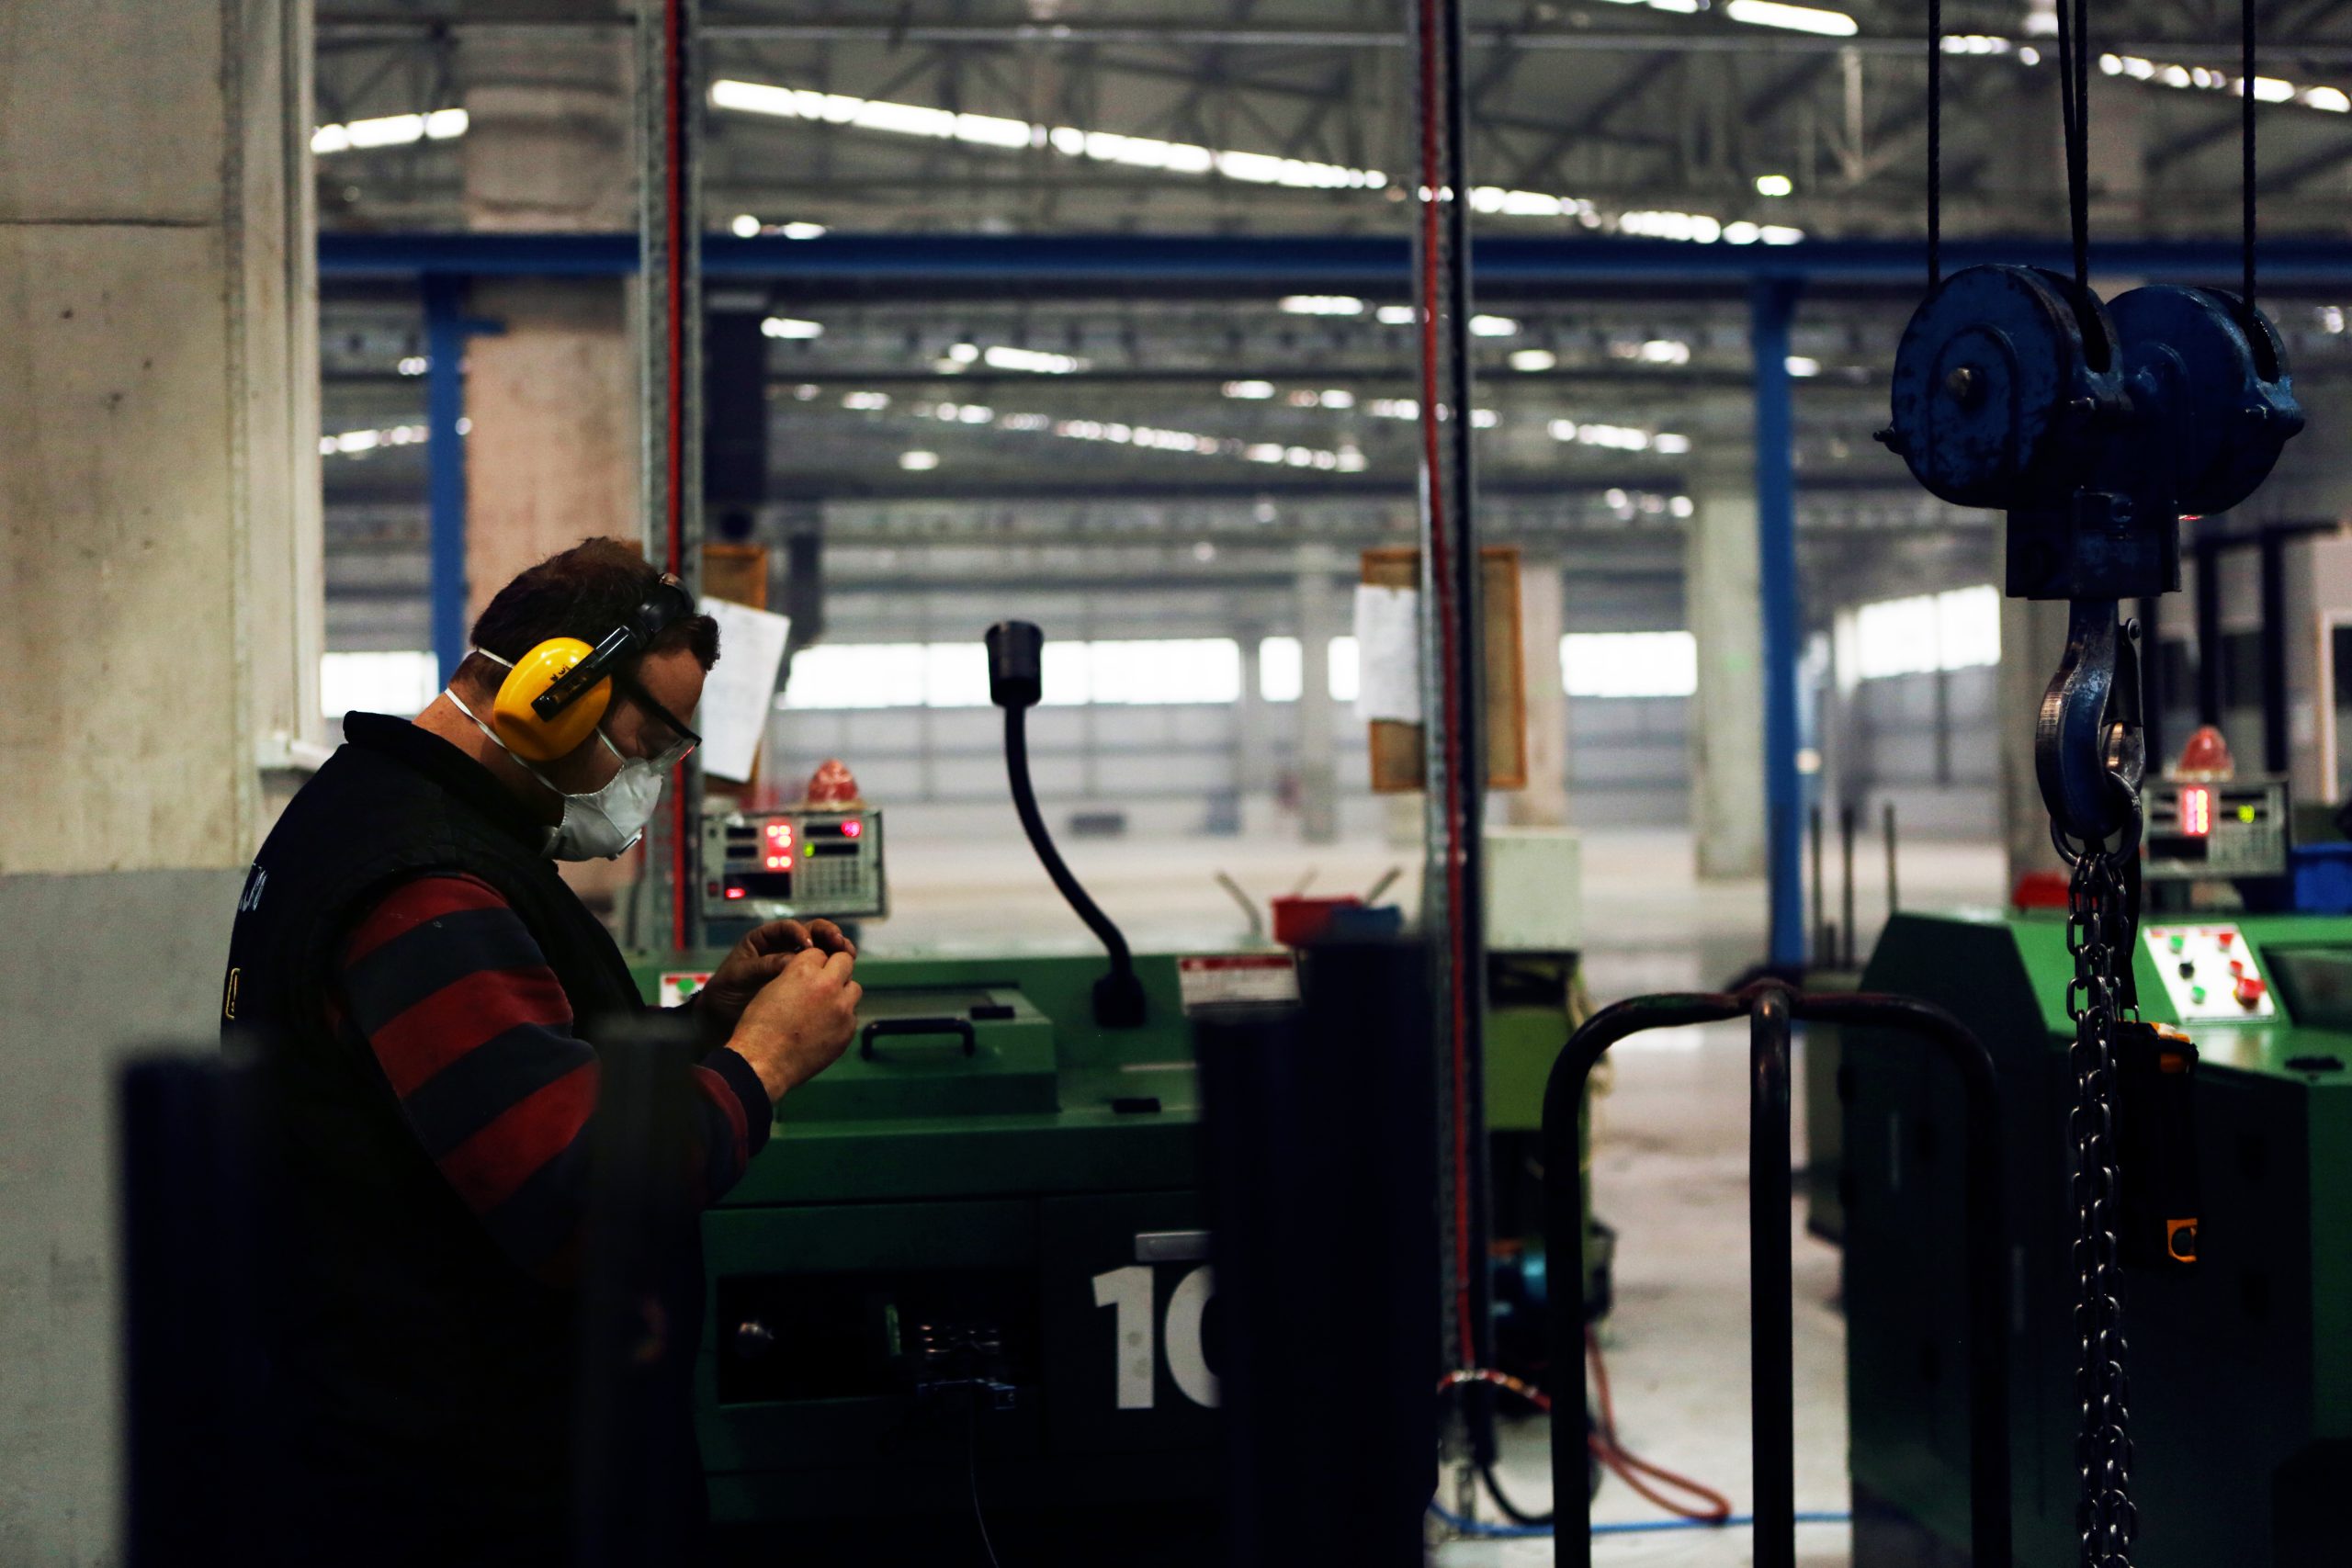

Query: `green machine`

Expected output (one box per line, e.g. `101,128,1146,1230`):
1845,908,2352,1567
628,947,1227,1536
625,625,1595,1544
630,933,1592,1538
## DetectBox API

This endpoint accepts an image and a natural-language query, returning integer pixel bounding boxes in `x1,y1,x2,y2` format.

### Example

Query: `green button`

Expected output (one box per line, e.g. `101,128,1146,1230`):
2191,986,2207,1005
2169,935,2186,953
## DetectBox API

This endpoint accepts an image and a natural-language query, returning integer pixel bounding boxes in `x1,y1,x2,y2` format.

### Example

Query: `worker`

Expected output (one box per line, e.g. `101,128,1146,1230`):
220,538,859,1565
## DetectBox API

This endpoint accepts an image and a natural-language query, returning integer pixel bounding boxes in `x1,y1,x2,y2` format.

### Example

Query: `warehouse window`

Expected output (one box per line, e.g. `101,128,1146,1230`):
1854,584,2000,679
320,650,440,718
1255,637,1365,703
1561,632,1698,698
785,639,1242,709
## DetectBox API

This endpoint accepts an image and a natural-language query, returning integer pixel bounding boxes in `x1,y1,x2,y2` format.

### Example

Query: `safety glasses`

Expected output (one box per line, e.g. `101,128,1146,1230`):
614,674,702,771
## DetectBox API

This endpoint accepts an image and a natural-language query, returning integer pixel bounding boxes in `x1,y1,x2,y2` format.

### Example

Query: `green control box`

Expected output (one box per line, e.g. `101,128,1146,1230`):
1846,911,2352,1568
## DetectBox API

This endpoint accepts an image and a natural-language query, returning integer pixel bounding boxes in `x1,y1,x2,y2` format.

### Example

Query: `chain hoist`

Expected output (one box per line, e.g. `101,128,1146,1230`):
1883,4,2301,1563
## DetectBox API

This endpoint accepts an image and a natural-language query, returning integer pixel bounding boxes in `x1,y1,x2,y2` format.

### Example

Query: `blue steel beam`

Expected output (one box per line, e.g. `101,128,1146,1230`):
420,277,503,686
1748,280,1805,970
323,231,2352,295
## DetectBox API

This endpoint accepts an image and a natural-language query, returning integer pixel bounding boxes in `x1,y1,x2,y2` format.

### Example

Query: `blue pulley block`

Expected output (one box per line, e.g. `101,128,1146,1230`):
2104,284,2302,517
1882,265,2124,510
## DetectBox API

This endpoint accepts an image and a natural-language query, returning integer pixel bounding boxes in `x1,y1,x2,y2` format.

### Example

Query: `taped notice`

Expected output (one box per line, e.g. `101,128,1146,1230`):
659,970,713,1009
1177,954,1300,1014
696,597,792,782
1352,583,1422,725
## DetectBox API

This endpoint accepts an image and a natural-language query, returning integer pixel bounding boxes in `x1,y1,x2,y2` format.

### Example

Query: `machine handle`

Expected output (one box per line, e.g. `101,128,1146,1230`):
859,1016,978,1062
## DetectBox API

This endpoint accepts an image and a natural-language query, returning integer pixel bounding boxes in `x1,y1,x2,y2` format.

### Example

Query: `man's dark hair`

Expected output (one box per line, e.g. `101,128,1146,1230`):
456,537,719,693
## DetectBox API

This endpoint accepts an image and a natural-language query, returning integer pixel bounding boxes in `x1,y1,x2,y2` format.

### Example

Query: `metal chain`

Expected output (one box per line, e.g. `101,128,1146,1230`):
2065,851,2137,1568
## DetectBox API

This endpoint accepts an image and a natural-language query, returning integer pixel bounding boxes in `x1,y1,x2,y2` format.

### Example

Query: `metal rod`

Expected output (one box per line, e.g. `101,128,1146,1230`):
1839,802,1858,970
1883,800,1899,917
2261,525,2290,773
1749,987,1797,1568
1810,802,1826,966
1540,985,2011,1567
1543,993,1750,1565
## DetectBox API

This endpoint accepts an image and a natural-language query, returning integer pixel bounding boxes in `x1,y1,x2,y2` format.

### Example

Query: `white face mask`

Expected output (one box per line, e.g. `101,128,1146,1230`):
447,660,668,862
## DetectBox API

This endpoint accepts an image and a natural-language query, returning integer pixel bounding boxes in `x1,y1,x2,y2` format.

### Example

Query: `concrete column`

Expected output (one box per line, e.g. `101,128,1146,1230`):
458,22,638,615
1997,520,2072,890
0,4,318,1561
1296,547,1342,844
1689,453,1768,878
1235,626,1272,795
1508,554,1570,827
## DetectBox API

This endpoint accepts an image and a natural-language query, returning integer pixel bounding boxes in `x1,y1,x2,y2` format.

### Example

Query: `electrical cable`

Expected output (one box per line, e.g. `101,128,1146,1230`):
1927,0,1941,288
1434,1335,1736,1529
967,1403,1002,1568
2244,0,2259,328
1411,0,1479,1382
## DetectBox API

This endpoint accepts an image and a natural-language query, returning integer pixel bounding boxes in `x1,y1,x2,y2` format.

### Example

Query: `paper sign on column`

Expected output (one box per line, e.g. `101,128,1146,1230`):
695,597,792,782
1352,583,1422,725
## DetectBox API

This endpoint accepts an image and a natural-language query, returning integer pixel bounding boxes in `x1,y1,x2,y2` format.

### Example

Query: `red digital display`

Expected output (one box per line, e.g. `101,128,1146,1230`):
763,853,793,871
2179,785,2212,838
764,821,793,843
725,886,747,900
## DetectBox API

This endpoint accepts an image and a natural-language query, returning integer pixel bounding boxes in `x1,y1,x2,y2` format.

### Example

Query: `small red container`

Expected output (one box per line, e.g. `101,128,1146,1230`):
1272,894,1363,947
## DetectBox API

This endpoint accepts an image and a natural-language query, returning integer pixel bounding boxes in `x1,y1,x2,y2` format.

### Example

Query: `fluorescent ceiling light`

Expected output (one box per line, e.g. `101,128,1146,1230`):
712,78,1386,191
1724,1,1858,37
899,450,940,470
1223,380,1276,400
1280,296,1365,316
1510,349,1557,372
761,316,823,339
730,214,761,238
1376,305,1419,325
1785,355,1822,378
982,344,1086,374
1470,314,1519,336
311,107,466,155
1755,174,1794,197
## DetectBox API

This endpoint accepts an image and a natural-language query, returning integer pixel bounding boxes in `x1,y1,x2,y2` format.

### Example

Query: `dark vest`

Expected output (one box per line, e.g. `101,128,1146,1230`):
220,713,674,1564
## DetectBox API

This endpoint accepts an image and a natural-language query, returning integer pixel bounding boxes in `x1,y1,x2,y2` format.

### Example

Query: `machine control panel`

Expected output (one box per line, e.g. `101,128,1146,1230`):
2144,924,2278,1021
2142,776,2290,881
700,807,886,921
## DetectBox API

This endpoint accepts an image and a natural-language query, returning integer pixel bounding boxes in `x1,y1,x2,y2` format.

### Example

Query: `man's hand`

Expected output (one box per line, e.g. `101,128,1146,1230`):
695,919,856,1042
726,948,862,1103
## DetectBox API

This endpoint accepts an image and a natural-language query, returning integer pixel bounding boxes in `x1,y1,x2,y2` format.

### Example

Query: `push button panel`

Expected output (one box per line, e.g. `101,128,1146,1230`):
2144,924,2278,1022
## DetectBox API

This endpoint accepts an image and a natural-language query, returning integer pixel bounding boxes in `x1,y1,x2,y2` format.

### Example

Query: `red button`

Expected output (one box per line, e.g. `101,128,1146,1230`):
2230,960,2245,977
2236,976,2267,1009
2219,931,2235,948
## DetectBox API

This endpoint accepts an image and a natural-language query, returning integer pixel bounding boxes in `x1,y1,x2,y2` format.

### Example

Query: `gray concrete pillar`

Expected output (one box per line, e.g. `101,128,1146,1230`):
1296,548,1342,844
1689,455,1768,878
459,21,637,614
0,6,318,1560
1508,554,1570,827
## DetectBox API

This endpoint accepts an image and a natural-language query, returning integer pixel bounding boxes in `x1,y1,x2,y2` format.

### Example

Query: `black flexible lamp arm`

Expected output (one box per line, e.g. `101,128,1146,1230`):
986,621,1148,1027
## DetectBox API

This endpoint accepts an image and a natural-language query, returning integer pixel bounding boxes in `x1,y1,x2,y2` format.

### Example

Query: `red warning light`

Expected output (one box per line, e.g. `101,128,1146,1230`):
841,819,863,839
724,886,747,900
763,853,793,871
764,820,793,842
2179,785,2213,838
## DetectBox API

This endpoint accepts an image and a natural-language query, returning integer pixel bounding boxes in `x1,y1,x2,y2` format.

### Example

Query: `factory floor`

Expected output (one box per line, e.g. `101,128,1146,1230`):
877,818,2010,1565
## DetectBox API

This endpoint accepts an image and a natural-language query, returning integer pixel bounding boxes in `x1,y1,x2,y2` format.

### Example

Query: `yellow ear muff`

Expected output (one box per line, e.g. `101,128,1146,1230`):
490,637,613,761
